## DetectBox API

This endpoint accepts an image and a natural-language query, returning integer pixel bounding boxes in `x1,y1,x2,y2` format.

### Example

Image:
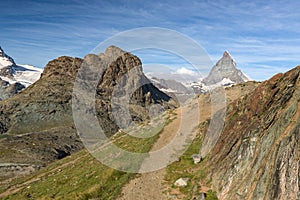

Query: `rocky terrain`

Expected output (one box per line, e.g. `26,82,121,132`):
0,78,24,100
164,65,299,200
0,45,175,181
206,66,300,199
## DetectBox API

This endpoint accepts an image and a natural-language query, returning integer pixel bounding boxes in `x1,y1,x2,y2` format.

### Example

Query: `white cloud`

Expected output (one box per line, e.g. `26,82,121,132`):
172,67,196,76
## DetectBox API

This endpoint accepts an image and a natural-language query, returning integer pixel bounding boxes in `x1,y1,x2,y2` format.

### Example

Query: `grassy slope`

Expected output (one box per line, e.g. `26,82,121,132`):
0,82,259,200
164,126,218,200
0,111,174,200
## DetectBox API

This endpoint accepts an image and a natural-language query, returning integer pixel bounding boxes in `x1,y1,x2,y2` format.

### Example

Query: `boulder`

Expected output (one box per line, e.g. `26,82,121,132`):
191,154,202,164
174,177,189,187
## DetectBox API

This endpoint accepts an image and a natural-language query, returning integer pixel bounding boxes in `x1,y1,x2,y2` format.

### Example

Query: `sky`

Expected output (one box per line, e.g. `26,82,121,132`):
1,0,300,81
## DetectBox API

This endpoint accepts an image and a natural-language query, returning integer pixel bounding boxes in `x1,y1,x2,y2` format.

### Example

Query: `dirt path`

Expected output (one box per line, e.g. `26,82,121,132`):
118,98,201,200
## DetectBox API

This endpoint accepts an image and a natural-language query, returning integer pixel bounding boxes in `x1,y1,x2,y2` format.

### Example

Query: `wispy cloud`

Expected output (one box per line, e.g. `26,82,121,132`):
0,0,300,80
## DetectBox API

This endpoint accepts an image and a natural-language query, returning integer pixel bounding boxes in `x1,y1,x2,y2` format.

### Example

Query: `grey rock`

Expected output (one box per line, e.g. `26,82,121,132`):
174,177,189,187
197,192,206,200
191,154,202,164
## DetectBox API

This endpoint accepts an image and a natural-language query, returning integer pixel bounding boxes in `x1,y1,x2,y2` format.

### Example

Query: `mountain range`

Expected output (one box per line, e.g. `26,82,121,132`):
0,45,298,200
147,51,251,94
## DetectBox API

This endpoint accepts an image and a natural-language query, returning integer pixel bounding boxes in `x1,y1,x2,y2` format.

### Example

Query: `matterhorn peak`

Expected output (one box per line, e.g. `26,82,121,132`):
223,50,231,58
203,51,250,85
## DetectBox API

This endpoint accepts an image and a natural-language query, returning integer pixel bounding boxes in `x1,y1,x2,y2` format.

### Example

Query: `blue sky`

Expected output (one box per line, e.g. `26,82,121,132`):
1,0,300,80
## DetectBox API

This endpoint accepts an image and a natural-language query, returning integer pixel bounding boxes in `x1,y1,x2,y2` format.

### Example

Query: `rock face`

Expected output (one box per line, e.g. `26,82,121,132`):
207,66,300,199
0,78,25,100
76,45,175,132
0,46,175,179
203,51,250,85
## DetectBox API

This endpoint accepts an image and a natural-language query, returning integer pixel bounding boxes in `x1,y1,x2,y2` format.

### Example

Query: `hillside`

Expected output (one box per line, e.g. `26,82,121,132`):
0,80,259,199
208,66,300,199
164,66,300,199
0,46,175,181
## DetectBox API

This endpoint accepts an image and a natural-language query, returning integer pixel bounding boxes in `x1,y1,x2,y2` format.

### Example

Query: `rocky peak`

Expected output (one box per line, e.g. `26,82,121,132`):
203,51,250,85
0,47,16,68
105,45,126,57
41,56,82,80
222,50,231,58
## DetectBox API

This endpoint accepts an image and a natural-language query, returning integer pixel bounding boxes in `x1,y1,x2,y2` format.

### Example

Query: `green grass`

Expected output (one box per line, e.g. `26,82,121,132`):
206,190,218,200
164,130,219,199
0,134,8,139
0,111,175,199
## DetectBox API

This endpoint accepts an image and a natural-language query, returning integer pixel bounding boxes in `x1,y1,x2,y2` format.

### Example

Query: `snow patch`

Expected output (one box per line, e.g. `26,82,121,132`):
2,64,43,87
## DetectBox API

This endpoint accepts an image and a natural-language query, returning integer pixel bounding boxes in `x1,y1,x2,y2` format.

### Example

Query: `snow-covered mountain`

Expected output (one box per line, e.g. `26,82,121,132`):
147,76,192,94
0,47,16,68
148,51,251,94
203,51,251,85
0,47,42,99
0,47,42,87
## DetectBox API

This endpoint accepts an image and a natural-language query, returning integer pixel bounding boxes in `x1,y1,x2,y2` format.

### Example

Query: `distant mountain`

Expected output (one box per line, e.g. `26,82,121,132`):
0,47,15,67
0,47,42,99
204,51,250,85
147,76,192,94
147,51,251,95
188,51,250,94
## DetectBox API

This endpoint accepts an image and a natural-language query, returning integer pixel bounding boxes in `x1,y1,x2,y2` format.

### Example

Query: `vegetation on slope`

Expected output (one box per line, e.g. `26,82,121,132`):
0,111,175,199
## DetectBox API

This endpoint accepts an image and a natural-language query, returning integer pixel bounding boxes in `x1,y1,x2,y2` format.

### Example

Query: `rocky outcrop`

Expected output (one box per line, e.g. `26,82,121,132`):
0,78,24,100
207,66,300,199
76,46,175,132
204,51,250,85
